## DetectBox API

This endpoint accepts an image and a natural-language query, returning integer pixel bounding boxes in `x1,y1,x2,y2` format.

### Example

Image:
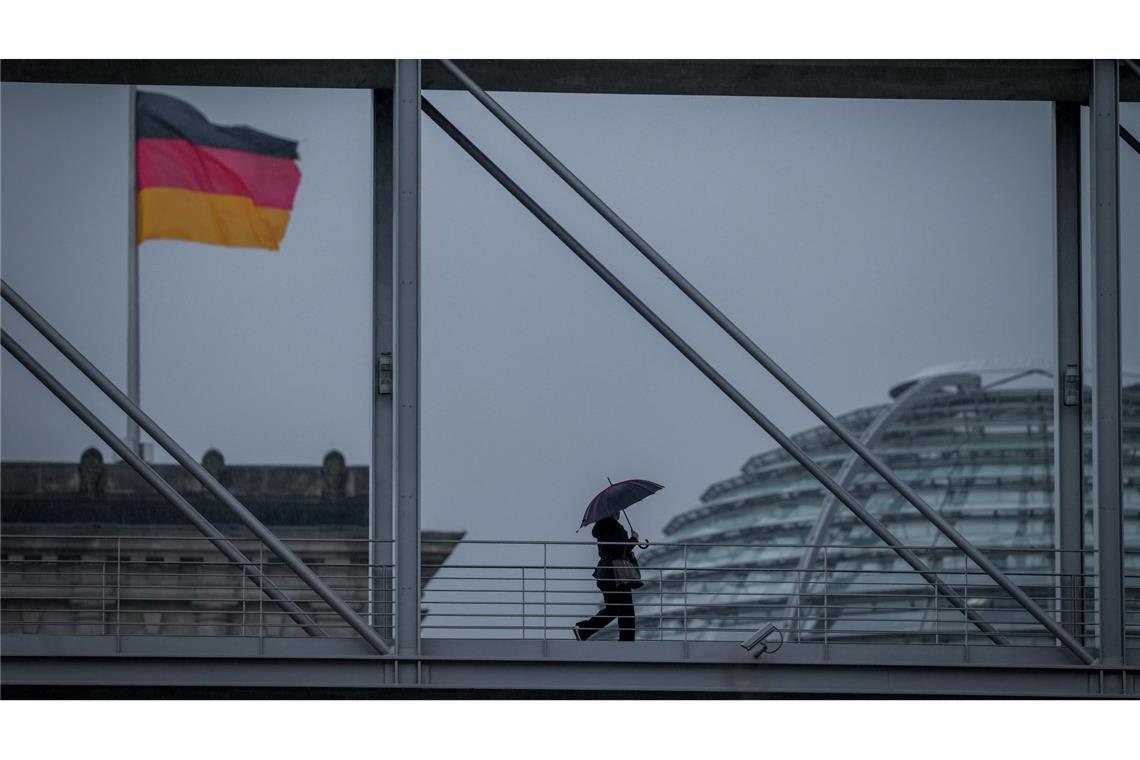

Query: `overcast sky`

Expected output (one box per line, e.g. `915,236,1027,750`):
2,81,1137,543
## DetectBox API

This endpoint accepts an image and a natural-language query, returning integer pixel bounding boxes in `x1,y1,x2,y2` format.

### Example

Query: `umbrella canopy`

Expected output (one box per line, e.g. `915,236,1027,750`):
579,479,664,528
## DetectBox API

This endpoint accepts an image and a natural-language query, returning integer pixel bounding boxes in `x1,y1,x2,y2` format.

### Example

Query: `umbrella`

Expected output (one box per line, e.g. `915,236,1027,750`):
579,478,664,529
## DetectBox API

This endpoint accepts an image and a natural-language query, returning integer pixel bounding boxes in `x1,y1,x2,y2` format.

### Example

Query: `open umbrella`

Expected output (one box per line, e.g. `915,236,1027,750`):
579,478,664,530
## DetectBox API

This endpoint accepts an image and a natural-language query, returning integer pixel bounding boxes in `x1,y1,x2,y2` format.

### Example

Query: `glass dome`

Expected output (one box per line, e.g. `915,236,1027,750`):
628,363,1140,645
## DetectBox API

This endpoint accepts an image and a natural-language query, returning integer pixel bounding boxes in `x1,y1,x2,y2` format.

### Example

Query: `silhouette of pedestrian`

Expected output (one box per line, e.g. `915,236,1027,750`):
574,516,641,641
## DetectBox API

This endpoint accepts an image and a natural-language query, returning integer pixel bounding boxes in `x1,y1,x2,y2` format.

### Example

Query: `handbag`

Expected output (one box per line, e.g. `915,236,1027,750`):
608,556,643,590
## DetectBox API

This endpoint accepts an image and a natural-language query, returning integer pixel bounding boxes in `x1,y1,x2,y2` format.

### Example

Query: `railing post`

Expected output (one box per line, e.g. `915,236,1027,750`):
258,543,264,655
543,543,548,647
795,548,802,644
682,544,688,647
963,551,969,656
822,546,829,654
240,553,246,637
933,563,940,645
115,538,121,652
100,558,107,636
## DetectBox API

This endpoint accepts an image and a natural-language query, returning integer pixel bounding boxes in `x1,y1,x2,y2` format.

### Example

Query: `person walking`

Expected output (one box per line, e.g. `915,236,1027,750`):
573,515,641,641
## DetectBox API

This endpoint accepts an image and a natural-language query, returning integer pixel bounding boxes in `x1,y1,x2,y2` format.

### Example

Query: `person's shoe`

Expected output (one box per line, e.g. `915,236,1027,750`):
572,624,586,641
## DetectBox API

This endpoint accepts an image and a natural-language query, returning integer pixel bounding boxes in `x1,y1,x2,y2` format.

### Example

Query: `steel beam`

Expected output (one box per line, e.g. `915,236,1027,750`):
1053,101,1085,642
4,59,1140,102
420,97,1025,651
0,280,391,655
1090,60,1124,674
432,61,1095,662
0,330,325,637
393,61,422,662
1122,125,1140,156
788,373,978,637
370,87,396,644
3,638,1137,697
126,84,140,457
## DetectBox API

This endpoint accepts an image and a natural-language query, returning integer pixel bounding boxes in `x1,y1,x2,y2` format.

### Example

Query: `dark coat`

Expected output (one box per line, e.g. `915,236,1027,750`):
591,517,637,589
591,517,635,560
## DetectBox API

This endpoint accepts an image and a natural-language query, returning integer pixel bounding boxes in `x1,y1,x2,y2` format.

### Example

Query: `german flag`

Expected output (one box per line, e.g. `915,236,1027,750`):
136,91,301,251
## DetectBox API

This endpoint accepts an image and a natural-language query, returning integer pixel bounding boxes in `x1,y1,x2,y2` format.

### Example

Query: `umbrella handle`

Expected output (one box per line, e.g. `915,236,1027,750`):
621,511,651,550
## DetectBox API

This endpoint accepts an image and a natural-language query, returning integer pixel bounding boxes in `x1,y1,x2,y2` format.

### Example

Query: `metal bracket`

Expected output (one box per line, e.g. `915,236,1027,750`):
1063,363,1080,406
378,352,393,396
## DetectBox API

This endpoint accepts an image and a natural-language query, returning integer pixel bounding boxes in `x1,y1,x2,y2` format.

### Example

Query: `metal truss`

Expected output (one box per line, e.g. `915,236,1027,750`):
1,58,1133,696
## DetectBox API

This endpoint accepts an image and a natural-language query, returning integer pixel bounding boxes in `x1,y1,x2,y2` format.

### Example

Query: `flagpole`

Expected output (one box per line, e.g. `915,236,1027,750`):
126,84,140,457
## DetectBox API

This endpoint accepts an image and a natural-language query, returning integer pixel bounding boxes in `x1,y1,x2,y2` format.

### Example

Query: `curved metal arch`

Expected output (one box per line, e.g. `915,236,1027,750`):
788,372,980,636
889,358,1140,398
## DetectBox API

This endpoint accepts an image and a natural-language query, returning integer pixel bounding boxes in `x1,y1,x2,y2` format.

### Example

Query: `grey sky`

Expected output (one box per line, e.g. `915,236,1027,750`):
2,82,1137,544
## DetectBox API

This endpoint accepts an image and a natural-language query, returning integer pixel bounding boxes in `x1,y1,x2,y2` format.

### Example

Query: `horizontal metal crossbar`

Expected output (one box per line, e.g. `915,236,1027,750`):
3,59,1140,102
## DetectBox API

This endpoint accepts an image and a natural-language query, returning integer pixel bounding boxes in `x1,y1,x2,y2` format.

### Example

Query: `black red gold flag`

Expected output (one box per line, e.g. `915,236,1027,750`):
136,92,301,250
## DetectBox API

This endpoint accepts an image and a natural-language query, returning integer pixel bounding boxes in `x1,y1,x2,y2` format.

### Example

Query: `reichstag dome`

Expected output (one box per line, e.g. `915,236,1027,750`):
633,360,1140,646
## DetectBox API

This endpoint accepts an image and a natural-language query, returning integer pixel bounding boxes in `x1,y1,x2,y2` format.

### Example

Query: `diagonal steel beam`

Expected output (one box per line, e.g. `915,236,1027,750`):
421,97,1018,651
1,329,326,637
433,60,1096,662
1121,125,1140,156
787,373,977,637
1,280,391,655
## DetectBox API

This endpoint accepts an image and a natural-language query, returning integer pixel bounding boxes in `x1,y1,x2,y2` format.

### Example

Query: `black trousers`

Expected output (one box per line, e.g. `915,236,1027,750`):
576,586,636,641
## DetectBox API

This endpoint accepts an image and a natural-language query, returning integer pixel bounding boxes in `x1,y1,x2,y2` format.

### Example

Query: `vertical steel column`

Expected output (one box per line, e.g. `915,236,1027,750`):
394,60,422,661
371,87,396,643
1053,101,1085,641
1090,60,1124,670
126,84,140,456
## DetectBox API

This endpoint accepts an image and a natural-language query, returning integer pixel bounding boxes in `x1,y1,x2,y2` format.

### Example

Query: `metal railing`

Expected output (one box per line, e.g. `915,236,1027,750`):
4,535,1128,654
1125,548,1140,646
1,536,393,640
418,538,1100,648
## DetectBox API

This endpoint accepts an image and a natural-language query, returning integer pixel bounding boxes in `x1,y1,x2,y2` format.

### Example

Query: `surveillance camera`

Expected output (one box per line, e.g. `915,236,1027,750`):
740,623,782,657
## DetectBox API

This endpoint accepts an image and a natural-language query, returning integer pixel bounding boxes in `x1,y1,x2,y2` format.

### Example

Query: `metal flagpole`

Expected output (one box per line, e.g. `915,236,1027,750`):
126,84,141,457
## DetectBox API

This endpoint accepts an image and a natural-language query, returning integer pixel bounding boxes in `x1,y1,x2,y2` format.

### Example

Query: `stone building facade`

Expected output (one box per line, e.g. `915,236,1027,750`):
1,449,462,639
